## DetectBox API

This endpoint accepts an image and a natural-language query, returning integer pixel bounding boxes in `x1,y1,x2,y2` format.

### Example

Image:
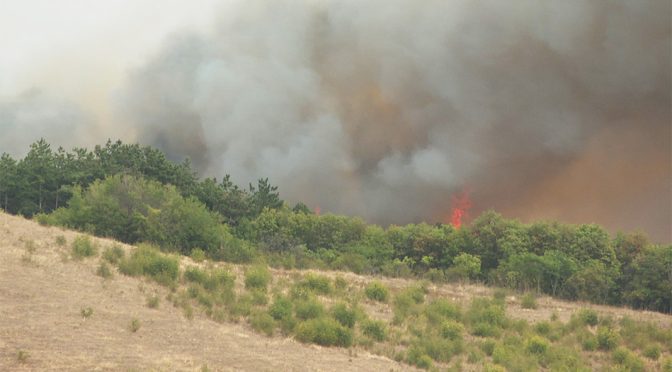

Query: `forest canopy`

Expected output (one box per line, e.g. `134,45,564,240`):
1,139,670,314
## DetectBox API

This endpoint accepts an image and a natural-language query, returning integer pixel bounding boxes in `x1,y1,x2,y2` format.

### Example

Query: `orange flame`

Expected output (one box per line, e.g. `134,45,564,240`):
450,190,471,229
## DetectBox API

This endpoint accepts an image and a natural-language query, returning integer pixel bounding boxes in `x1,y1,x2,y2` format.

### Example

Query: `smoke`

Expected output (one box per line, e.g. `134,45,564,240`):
118,0,670,240
2,0,669,241
0,90,94,156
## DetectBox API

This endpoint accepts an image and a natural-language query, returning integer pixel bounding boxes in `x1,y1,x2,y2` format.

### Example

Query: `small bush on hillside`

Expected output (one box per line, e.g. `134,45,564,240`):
118,244,179,286
71,236,97,259
16,350,29,364
146,295,160,309
96,262,113,279
331,302,356,328
521,293,537,309
184,266,208,285
526,336,549,355
244,265,271,291
440,320,464,340
102,245,125,264
269,296,293,320
298,273,332,295
361,319,387,341
612,347,645,372
425,299,461,323
364,281,389,302
334,276,348,291
643,344,661,360
129,318,141,333
407,347,433,369
577,308,599,326
296,318,353,347
190,248,206,262
250,310,276,336
481,340,497,356
295,298,325,320
597,326,619,351
663,357,672,372
80,307,94,318
55,235,67,246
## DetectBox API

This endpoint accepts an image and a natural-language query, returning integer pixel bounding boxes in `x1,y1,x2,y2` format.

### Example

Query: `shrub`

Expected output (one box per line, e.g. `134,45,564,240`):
364,281,389,303
581,335,598,351
663,357,672,372
71,236,97,259
191,248,206,262
643,344,661,360
269,296,293,320
55,235,66,246
129,318,141,333
425,299,461,323
577,308,599,326
146,295,160,309
244,265,271,291
361,319,387,341
298,274,332,295
534,321,551,336
334,276,348,291
80,307,93,318
17,350,29,363
597,327,619,351
331,303,356,328
118,244,179,286
612,347,645,372
296,318,353,347
526,336,549,355
184,266,208,285
295,298,324,320
440,320,464,340
481,339,497,356
521,293,537,309
96,262,113,279
250,311,276,336
102,245,125,264
471,323,502,338
407,347,432,369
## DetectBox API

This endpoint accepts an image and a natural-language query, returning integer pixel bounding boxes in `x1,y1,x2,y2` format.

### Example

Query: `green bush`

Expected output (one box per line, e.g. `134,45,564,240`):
425,299,461,323
118,244,179,286
296,318,353,347
612,347,645,372
191,248,206,262
146,295,160,309
481,339,497,356
55,235,67,246
129,318,141,333
581,334,598,351
471,322,502,338
269,296,293,320
577,308,599,326
96,262,113,279
597,326,619,351
71,236,97,259
440,320,464,340
331,302,356,328
244,265,271,291
521,293,537,309
102,245,125,264
407,347,433,369
295,298,325,320
534,321,551,336
526,336,549,355
361,319,387,341
643,344,661,360
80,307,93,318
250,310,276,336
298,273,332,295
364,281,389,302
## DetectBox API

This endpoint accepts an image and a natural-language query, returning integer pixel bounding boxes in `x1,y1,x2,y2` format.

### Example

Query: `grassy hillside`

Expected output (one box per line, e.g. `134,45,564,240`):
1,212,671,371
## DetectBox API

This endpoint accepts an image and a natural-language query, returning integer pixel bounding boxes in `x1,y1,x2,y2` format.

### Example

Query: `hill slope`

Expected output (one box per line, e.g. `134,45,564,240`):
0,213,409,371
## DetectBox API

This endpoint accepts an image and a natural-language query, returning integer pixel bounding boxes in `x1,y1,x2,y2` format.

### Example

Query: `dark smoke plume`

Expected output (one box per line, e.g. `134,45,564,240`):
76,0,672,241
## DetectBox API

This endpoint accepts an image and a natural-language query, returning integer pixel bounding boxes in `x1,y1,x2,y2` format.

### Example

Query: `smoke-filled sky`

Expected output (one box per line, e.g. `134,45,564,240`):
1,0,671,242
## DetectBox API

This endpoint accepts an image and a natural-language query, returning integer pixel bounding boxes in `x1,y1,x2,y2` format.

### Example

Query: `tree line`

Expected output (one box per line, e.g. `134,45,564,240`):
1,139,670,314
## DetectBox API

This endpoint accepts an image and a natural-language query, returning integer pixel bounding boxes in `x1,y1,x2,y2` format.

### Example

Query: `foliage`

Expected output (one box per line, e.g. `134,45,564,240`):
71,236,97,259
364,281,389,303
118,244,179,286
521,293,537,309
244,265,271,291
331,302,356,328
295,318,353,347
361,319,387,341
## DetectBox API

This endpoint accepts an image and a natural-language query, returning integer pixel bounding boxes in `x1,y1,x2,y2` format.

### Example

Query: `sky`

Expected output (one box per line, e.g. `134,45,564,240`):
1,0,670,241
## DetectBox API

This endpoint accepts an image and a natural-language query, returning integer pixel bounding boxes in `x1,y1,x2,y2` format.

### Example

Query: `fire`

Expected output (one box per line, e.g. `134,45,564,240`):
449,190,471,229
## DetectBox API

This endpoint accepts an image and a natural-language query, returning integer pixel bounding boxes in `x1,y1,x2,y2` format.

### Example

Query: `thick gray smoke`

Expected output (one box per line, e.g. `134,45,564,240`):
14,0,664,240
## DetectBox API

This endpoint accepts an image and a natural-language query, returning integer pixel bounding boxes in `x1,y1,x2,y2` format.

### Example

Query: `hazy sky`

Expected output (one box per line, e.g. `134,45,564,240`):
1,0,670,241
